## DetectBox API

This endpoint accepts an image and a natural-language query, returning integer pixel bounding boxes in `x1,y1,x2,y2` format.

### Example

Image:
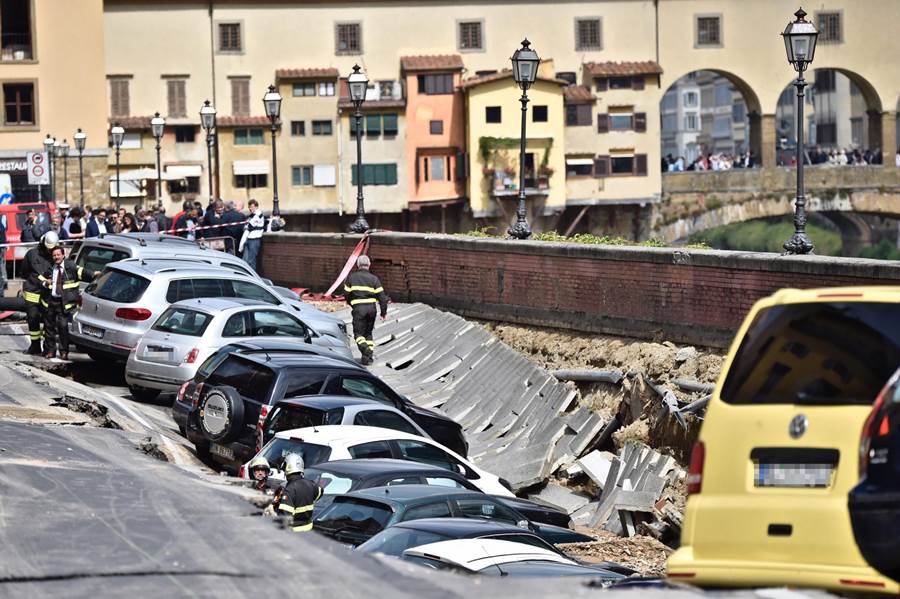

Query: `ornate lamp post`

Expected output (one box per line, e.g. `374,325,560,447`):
348,64,369,234
151,112,165,208
52,138,60,202
110,123,125,206
73,129,86,207
263,84,283,216
43,134,54,202
781,8,818,255
58,139,69,205
508,39,540,239
200,100,217,203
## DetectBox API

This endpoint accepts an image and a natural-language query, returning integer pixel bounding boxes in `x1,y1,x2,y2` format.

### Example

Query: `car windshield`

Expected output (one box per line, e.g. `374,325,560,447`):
152,307,214,337
76,247,130,272
259,438,332,470
721,302,900,406
304,468,355,496
314,498,394,540
356,527,452,557
89,269,150,303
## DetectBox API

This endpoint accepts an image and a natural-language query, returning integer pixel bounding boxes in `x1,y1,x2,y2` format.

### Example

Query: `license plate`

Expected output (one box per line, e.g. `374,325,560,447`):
81,325,105,339
210,443,235,461
755,463,833,488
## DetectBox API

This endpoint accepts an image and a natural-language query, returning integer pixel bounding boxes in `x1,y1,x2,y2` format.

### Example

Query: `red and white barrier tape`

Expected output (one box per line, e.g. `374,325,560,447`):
324,234,371,298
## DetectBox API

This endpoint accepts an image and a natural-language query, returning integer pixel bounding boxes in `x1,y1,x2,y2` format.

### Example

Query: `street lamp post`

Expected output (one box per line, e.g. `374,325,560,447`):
200,100,217,203
73,129,86,207
781,8,818,255
59,139,69,205
348,64,369,234
110,123,125,206
263,84,283,216
52,138,60,202
43,134,54,202
151,112,165,208
508,39,540,240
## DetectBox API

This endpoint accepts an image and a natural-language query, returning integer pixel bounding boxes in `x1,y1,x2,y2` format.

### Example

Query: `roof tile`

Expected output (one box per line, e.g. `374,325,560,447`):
400,55,464,72
585,61,663,77
563,85,595,103
275,67,340,80
216,115,271,127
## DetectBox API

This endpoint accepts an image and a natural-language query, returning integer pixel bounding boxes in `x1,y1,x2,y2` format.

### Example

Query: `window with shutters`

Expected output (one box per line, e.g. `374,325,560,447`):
292,82,316,97
218,22,242,53
429,120,443,135
695,15,722,47
292,165,312,186
816,11,842,43
382,114,398,136
485,106,501,123
417,74,453,95
109,78,130,118
230,78,250,116
532,105,548,123
458,20,484,51
166,79,187,117
575,17,602,51
312,120,332,136
611,155,634,174
2,82,34,126
351,163,398,186
609,109,634,131
234,128,264,145
430,156,445,181
174,126,196,143
318,81,335,96
235,174,267,188
608,77,632,90
335,22,361,55
291,120,305,136
565,104,592,127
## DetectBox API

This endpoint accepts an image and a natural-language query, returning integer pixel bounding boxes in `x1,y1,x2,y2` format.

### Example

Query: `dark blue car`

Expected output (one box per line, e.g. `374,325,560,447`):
849,368,900,583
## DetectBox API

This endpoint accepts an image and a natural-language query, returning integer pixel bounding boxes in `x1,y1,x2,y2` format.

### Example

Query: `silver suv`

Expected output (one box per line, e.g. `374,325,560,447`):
70,260,349,361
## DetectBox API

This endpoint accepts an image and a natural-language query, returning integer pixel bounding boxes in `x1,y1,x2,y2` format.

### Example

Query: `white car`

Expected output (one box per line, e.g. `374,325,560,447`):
401,538,581,574
245,425,513,497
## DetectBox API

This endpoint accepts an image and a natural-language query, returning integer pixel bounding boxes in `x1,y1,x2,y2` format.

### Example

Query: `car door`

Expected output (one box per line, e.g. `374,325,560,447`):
352,409,427,438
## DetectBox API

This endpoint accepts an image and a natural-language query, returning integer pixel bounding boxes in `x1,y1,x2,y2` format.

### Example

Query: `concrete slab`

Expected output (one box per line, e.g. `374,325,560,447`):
578,450,617,490
529,482,591,515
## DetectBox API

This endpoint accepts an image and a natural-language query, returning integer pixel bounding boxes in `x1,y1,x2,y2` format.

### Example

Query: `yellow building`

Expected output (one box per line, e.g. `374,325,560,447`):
0,0,108,206
460,66,566,226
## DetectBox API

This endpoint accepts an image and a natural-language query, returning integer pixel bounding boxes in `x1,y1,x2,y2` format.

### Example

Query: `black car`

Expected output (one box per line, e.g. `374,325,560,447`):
302,458,572,528
312,484,592,547
849,368,900,583
172,340,467,469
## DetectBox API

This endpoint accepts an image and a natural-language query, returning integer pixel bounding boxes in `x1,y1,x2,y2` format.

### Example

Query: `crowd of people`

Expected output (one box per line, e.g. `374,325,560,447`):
781,146,890,167
662,151,757,172
663,146,898,171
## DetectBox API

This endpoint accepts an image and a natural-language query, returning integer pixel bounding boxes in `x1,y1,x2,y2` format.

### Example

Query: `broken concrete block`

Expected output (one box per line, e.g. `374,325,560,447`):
570,501,599,526
675,346,698,363
599,459,621,504
612,490,657,513
577,450,616,490
637,475,667,500
530,482,591,515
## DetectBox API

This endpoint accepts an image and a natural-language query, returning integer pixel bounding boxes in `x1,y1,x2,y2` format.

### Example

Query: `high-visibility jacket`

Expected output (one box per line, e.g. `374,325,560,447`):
21,246,54,304
39,259,96,312
276,476,322,532
343,269,388,316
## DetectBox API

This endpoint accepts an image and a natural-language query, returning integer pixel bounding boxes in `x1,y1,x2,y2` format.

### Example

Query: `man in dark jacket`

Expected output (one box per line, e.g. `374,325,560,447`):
20,209,48,243
200,199,225,239
343,255,389,365
274,454,321,532
21,232,57,354
84,208,109,238
40,246,98,360
221,200,245,254
0,213,6,295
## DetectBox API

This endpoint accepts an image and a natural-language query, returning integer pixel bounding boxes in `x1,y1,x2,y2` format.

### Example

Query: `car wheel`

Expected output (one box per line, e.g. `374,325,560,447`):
197,386,245,444
129,385,161,402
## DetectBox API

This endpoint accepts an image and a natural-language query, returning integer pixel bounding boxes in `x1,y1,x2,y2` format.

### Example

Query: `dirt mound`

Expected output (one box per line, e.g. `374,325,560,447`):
559,531,673,576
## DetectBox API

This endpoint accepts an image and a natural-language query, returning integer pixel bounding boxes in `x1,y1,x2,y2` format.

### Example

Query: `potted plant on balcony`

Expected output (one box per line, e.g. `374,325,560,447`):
537,165,553,189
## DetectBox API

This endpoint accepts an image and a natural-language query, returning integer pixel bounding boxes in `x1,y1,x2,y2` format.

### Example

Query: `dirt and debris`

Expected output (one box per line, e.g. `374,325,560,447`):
137,436,169,462
50,395,122,430
559,532,673,576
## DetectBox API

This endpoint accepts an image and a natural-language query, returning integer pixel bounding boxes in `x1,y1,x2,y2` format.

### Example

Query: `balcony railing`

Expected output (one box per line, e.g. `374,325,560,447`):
1,33,33,61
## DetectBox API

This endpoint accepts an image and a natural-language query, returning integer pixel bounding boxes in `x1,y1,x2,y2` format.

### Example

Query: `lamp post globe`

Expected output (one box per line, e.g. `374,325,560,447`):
200,100,217,202
263,84,283,216
781,8,818,255
73,128,86,207
508,38,540,240
199,99,216,132
348,64,370,234
111,123,125,206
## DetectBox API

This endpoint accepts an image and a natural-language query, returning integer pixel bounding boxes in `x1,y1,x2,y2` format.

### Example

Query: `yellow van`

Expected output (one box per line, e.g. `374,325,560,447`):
667,286,900,594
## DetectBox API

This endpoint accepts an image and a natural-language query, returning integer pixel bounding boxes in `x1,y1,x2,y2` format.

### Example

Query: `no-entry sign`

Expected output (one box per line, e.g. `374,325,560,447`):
26,151,49,185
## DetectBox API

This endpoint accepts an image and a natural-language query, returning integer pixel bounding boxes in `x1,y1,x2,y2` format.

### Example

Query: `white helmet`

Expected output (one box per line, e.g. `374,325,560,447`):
41,231,60,250
284,453,305,476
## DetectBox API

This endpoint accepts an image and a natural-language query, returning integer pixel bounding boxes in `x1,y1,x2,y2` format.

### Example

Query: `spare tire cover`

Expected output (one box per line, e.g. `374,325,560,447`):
198,386,244,444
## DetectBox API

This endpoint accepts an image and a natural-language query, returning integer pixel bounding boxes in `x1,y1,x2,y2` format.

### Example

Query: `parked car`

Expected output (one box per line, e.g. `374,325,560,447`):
850,367,900,584
124,299,352,400
312,485,586,547
357,518,609,564
257,396,429,449
1,201,55,262
400,538,624,581
247,458,571,528
251,426,502,495
173,341,467,468
70,260,347,361
667,287,900,594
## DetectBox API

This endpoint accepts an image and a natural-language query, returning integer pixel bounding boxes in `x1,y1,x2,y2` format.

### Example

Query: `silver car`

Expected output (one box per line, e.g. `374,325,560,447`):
70,260,349,361
124,298,352,400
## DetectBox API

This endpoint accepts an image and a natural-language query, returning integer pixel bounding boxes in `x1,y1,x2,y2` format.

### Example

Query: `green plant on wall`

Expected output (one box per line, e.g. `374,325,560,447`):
478,136,554,175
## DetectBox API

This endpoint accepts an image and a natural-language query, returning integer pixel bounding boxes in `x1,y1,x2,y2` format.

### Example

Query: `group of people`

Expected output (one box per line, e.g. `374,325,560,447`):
663,151,757,172
781,146,889,167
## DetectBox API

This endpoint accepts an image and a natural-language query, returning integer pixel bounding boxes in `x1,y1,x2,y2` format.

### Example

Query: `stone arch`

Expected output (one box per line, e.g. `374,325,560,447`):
659,69,763,169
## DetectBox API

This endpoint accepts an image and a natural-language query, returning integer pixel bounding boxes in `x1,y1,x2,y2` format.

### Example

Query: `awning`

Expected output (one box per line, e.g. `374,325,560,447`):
166,164,202,177
111,167,183,181
233,160,269,176
566,158,595,166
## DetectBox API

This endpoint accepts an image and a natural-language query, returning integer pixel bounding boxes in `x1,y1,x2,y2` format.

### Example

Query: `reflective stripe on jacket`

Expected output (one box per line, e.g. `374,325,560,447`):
343,269,388,315
276,477,323,532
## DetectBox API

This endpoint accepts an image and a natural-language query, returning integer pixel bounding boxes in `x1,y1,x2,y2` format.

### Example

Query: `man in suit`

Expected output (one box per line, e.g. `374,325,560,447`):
85,208,108,238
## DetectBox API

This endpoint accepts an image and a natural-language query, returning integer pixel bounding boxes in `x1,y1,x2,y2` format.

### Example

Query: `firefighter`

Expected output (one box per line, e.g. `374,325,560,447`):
273,454,321,532
247,455,271,493
41,246,98,360
21,231,57,355
343,255,388,365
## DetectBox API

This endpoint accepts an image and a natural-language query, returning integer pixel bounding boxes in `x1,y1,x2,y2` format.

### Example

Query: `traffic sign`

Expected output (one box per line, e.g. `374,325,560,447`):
26,151,49,185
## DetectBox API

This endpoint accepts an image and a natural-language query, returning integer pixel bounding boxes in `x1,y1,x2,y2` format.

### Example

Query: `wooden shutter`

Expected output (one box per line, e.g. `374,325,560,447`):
167,80,186,117
631,76,645,90
231,79,250,116
634,154,648,176
593,155,609,178
578,104,592,126
594,77,607,92
455,151,468,180
634,112,647,133
110,79,130,117
597,113,609,133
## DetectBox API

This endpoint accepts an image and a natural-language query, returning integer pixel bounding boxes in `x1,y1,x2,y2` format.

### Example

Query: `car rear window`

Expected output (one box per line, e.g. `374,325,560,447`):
314,498,394,537
721,302,900,406
89,269,150,303
269,404,343,435
152,307,214,337
356,527,451,557
77,247,130,272
260,438,332,470
206,355,276,403
304,468,354,496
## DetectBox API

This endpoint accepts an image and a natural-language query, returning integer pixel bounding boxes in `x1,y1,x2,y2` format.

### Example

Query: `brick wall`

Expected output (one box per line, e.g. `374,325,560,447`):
260,232,900,348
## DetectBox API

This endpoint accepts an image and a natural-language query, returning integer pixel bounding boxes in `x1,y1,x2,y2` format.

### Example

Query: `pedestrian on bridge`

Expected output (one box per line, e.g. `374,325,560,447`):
343,255,388,366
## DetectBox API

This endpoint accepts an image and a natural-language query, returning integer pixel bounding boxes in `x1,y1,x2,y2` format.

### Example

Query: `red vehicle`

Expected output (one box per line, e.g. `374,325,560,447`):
0,201,56,261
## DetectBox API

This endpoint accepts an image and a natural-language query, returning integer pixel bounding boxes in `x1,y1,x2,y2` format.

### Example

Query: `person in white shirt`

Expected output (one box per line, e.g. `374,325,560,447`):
239,199,283,272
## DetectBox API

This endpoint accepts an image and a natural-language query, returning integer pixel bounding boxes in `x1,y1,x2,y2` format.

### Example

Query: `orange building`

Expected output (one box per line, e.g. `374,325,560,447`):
400,55,466,231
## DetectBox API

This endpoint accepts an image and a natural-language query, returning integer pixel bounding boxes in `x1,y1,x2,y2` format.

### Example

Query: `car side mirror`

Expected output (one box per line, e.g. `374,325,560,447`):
517,519,530,530
304,329,312,344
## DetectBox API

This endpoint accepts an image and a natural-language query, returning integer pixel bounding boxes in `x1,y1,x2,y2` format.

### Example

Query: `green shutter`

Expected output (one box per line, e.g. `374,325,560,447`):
250,129,264,144
373,164,386,185
386,164,398,185
383,114,398,135
365,114,381,135
291,166,300,186
234,129,245,145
